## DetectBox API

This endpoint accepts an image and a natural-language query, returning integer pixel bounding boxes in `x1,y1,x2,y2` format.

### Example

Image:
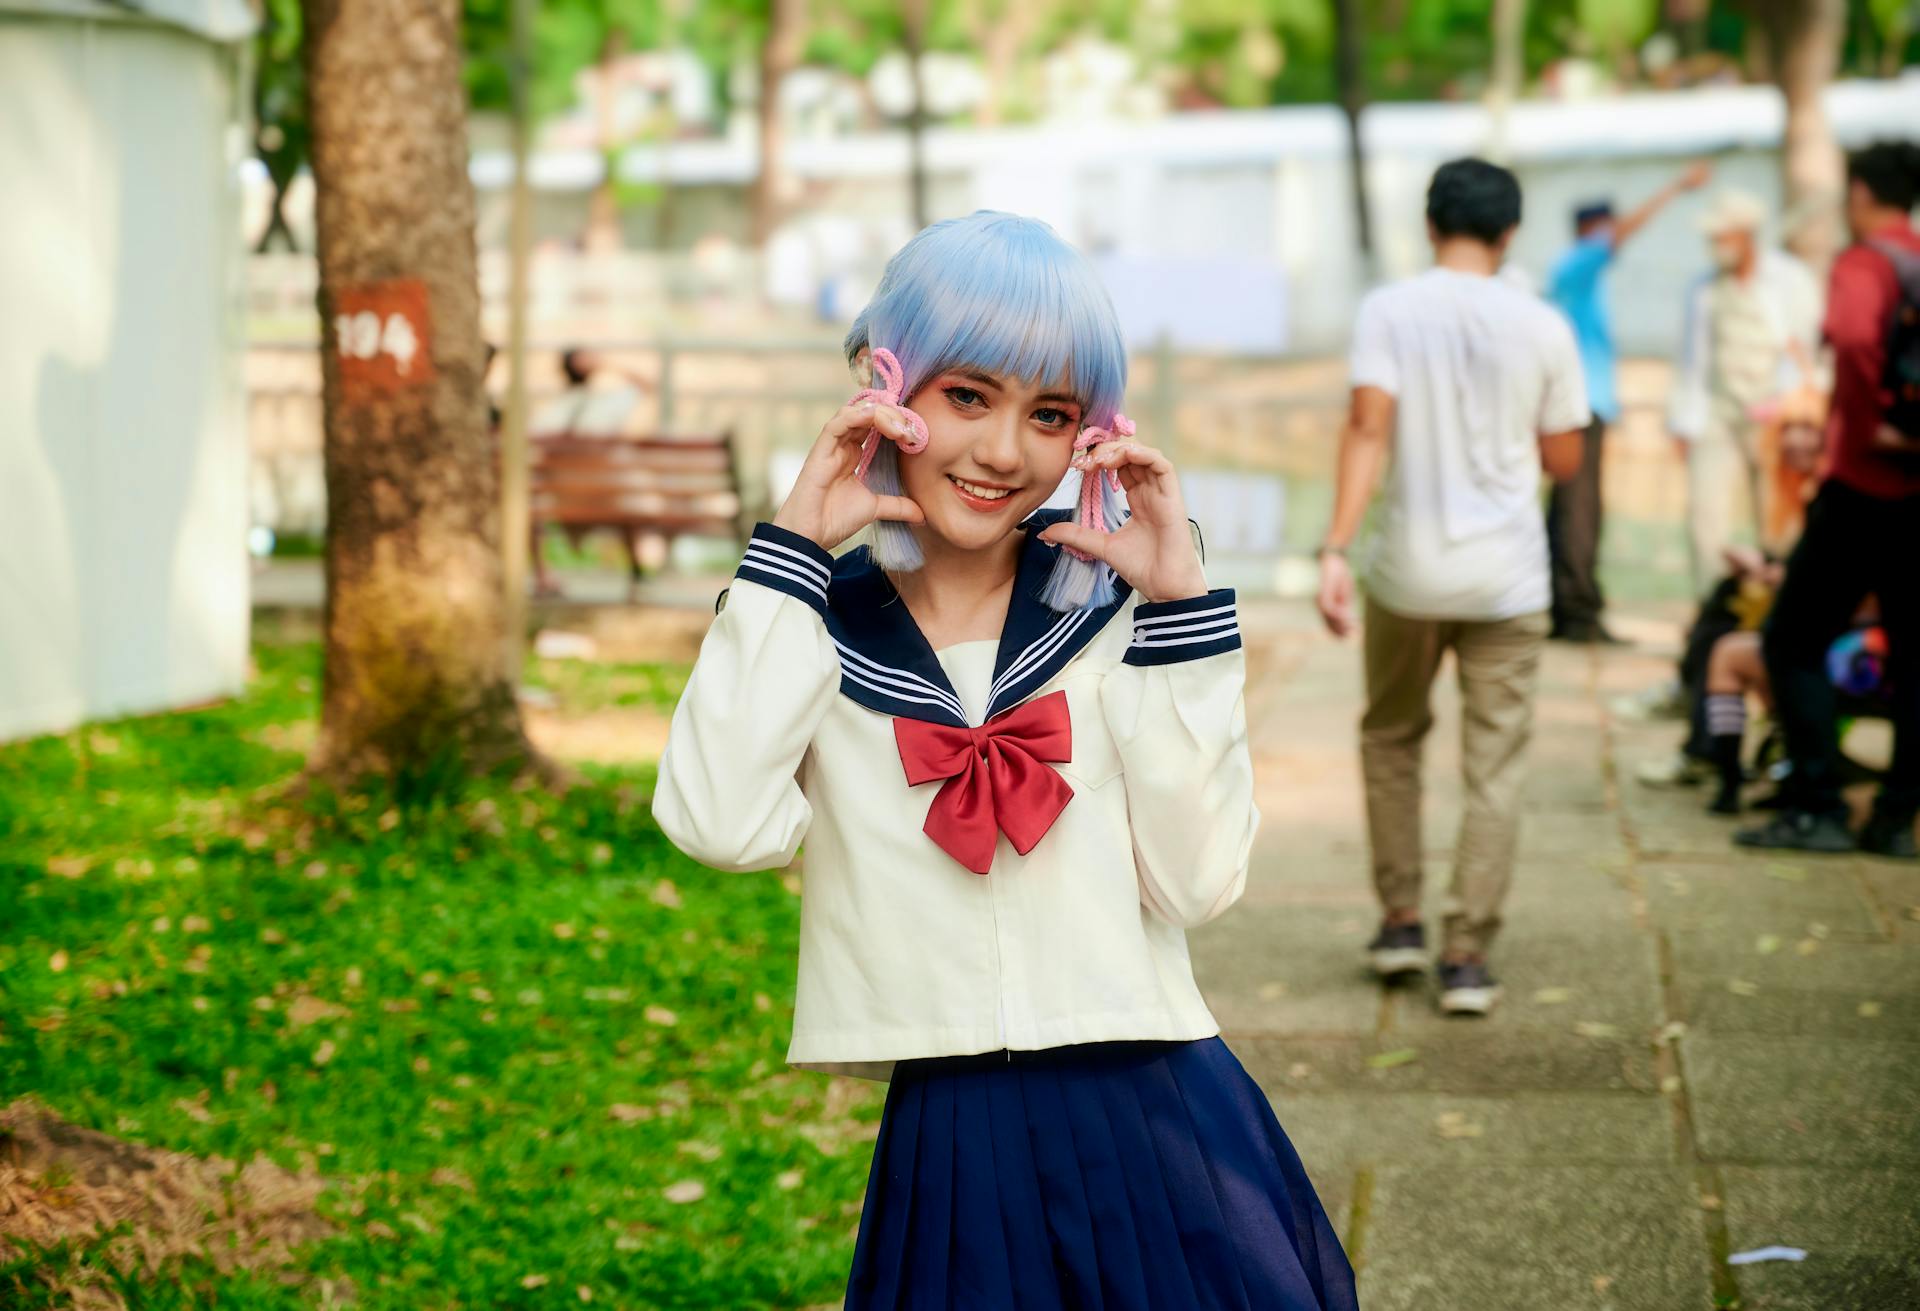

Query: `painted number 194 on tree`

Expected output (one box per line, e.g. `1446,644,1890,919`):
332,278,436,402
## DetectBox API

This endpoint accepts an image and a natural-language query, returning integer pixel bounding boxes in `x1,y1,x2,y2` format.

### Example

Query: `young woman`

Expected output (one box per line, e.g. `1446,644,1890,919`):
654,211,1357,1310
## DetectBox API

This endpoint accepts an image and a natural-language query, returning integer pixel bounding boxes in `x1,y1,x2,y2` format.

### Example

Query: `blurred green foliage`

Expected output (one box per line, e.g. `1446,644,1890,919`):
251,0,1920,249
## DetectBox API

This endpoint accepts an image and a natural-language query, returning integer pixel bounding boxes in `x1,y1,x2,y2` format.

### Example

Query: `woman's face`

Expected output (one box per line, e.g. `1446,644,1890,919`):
896,366,1082,555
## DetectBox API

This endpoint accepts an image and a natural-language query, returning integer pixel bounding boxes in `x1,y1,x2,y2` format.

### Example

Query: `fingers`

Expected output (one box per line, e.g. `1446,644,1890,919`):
1083,440,1173,479
872,494,925,525
1036,521,1109,562
818,400,916,450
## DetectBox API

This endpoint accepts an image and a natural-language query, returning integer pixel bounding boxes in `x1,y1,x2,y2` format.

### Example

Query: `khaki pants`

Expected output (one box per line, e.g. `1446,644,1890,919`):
1686,418,1764,599
1361,598,1549,958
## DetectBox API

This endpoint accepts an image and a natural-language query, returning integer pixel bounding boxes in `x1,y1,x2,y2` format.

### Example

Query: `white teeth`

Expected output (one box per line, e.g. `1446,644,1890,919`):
950,476,1013,500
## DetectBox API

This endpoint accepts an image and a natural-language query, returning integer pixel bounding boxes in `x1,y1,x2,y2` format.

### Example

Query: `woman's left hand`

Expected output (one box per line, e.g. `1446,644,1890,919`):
1036,439,1210,604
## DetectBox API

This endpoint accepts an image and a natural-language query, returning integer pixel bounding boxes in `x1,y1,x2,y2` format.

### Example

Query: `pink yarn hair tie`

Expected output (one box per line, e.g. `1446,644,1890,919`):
1061,413,1133,561
851,347,931,482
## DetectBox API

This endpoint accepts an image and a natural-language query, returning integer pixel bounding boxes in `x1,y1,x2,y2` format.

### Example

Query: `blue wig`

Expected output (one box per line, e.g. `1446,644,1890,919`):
842,210,1131,611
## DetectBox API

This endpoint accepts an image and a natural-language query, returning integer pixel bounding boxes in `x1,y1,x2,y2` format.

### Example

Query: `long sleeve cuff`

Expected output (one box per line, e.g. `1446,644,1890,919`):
734,522,834,619
1123,588,1241,666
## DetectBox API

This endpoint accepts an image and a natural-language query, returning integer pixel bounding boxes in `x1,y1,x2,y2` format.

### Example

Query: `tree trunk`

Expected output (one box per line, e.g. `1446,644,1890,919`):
902,0,931,231
750,0,805,247
1759,0,1845,267
1486,0,1527,163
1331,0,1373,264
584,27,626,255
970,0,1030,130
301,0,536,788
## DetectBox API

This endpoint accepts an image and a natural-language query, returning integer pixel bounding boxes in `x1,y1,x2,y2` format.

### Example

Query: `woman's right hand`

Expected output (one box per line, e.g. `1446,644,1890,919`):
772,400,926,551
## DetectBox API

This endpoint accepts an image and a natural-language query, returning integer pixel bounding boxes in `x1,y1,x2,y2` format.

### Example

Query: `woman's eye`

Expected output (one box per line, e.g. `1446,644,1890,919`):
1034,408,1075,429
943,386,983,408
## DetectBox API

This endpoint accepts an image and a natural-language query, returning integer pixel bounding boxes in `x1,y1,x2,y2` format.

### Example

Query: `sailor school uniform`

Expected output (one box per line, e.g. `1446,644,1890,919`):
651,512,1359,1310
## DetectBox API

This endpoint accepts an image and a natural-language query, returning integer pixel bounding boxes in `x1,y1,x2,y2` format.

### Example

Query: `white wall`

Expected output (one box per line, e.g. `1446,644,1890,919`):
0,15,249,742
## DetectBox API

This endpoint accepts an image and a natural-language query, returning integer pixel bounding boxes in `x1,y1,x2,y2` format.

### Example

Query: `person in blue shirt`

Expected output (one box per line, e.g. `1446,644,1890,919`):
1545,160,1711,643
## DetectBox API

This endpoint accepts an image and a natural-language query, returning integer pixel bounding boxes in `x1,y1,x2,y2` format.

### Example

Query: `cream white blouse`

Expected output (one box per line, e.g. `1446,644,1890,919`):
651,517,1259,1079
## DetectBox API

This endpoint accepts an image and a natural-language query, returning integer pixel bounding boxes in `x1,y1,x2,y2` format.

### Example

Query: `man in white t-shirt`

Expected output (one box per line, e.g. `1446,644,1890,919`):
1316,158,1591,1016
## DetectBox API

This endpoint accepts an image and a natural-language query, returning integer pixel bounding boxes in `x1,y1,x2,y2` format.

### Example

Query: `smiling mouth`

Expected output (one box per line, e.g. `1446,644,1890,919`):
947,475,1019,508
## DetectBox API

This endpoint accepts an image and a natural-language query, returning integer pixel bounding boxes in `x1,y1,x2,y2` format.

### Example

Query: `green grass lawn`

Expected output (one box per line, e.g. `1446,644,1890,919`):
0,643,879,1309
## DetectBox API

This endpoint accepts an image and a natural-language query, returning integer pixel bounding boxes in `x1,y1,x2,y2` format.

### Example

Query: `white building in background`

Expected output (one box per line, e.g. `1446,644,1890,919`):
0,0,254,742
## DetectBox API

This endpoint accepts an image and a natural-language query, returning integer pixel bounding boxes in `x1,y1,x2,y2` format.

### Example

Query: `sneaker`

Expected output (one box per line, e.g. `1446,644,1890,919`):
1732,809,1855,854
1859,814,1919,860
1366,921,1428,979
1636,752,1713,789
1437,959,1502,1016
1610,680,1687,723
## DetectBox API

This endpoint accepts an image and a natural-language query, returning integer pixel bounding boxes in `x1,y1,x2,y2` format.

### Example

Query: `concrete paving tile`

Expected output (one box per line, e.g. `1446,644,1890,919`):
1233,1031,1659,1096
1191,905,1385,1036
1356,1165,1711,1311
1716,1166,1920,1311
1683,1035,1920,1165
1639,860,1886,943
1663,934,1920,1039
1259,1090,1675,1172
1854,859,1920,945
1384,916,1662,1040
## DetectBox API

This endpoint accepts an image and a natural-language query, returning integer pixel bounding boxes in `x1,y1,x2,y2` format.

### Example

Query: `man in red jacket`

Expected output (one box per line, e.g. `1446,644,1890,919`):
1737,142,1920,856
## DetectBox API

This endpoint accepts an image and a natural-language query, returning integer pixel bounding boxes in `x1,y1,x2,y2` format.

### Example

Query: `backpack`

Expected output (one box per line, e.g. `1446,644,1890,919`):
1866,238,1920,445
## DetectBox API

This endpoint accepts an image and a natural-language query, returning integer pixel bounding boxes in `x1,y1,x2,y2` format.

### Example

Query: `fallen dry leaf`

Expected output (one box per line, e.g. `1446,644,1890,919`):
777,1169,804,1191
662,1180,705,1204
285,996,351,1029
1755,934,1781,955
1532,987,1572,1005
1858,1001,1882,1018
608,1104,652,1123
522,1274,550,1289
644,1005,678,1027
1727,979,1760,997
1573,1021,1620,1039
1367,1048,1419,1070
48,951,69,974
652,880,683,910
1434,1110,1484,1140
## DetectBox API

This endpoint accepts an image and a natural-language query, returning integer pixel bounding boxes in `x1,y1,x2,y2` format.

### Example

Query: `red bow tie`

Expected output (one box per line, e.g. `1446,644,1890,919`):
894,690,1075,875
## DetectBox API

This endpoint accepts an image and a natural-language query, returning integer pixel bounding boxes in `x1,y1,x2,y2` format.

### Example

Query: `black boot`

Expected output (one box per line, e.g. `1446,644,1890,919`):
1707,733,1743,815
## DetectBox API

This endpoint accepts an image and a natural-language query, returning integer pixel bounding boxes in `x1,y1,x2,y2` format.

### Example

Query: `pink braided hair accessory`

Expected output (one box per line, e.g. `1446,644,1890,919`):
851,347,931,482
1061,413,1134,561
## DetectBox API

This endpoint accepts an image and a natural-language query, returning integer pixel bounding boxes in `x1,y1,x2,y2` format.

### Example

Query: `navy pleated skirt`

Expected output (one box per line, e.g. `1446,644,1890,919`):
845,1037,1358,1311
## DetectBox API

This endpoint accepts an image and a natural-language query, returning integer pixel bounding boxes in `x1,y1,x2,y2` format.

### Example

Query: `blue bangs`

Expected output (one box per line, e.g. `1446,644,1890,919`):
843,211,1128,428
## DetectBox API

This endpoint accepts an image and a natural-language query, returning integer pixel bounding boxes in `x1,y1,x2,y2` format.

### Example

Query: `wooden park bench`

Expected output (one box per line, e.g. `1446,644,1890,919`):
529,430,743,600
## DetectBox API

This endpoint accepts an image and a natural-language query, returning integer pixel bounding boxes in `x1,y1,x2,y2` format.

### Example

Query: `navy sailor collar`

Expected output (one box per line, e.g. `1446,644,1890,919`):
735,511,1132,728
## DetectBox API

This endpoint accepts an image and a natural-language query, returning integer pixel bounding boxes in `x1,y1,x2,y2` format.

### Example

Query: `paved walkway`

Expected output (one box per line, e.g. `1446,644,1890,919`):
1212,601,1919,1311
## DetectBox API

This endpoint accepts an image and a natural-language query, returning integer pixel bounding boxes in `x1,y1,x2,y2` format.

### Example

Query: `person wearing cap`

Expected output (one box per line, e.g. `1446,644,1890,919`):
1545,161,1713,644
1667,189,1823,597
